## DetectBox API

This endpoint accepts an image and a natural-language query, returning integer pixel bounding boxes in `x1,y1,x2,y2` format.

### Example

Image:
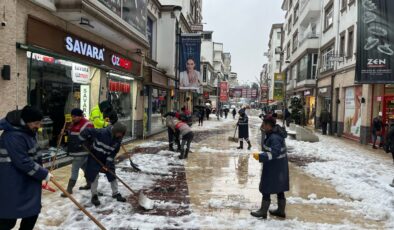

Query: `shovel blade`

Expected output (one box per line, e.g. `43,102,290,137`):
138,192,154,210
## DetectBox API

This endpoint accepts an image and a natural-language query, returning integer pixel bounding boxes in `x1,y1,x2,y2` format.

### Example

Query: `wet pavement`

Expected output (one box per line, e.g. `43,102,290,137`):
23,113,393,229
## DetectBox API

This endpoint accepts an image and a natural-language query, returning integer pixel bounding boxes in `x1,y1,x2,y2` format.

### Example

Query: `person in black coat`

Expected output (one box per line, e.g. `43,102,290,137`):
232,108,237,119
164,112,181,151
319,109,331,135
372,112,384,149
251,116,289,219
236,108,252,150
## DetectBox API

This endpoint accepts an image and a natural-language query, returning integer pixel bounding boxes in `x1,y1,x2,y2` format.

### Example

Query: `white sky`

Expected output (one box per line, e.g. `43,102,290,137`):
203,0,285,85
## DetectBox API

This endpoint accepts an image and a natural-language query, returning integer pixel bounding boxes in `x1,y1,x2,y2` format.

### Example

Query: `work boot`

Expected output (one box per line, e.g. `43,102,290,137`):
247,141,252,150
390,178,394,187
250,200,271,219
169,144,175,152
269,199,286,218
373,145,378,149
179,151,185,159
79,179,91,190
237,141,244,149
61,179,76,197
184,149,190,159
112,193,126,202
91,195,101,206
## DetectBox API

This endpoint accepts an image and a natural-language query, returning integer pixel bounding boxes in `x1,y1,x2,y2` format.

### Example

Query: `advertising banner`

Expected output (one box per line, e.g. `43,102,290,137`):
356,0,394,83
179,34,202,93
72,63,90,84
344,86,362,137
220,82,228,102
273,73,284,101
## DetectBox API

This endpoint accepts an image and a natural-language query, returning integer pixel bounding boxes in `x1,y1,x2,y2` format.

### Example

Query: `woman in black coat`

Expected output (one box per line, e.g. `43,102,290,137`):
236,108,251,150
251,116,289,219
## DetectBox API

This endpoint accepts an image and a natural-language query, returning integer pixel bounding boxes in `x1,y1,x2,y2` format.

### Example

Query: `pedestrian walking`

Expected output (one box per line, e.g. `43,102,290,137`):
61,108,94,197
236,108,252,150
164,112,181,152
284,108,291,127
232,108,237,119
383,123,394,187
251,116,289,219
0,106,52,230
319,109,331,135
198,107,205,126
166,117,194,159
80,122,128,206
372,112,384,149
89,100,112,128
206,107,211,120
224,107,229,119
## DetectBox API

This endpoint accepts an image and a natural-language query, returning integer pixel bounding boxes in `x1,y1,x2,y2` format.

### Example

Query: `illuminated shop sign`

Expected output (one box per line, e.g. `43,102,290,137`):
111,54,132,70
65,36,105,61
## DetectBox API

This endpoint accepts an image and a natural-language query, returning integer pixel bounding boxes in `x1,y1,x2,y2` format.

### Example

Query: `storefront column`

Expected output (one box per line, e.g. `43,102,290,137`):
133,81,144,139
337,87,345,137
360,84,373,144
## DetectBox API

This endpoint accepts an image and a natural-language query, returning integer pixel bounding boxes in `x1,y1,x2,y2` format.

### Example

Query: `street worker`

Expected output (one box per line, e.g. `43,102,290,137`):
251,115,289,219
164,111,181,152
80,122,127,206
180,106,193,127
0,106,52,229
90,100,112,128
237,108,252,150
61,108,94,197
166,117,194,159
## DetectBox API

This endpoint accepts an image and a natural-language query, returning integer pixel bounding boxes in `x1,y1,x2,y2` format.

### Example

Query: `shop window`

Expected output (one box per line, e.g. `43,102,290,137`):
27,52,90,148
311,53,318,79
151,88,167,133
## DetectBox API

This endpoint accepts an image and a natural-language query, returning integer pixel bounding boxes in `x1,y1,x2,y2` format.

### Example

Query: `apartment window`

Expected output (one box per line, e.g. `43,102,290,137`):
288,17,292,34
147,17,154,58
297,54,308,82
276,61,281,70
203,65,207,82
294,3,299,23
341,0,347,11
321,44,335,71
292,31,298,52
311,53,318,79
292,64,298,82
339,32,346,56
324,3,334,31
289,0,293,9
348,0,355,6
286,42,291,60
277,32,281,40
347,27,354,59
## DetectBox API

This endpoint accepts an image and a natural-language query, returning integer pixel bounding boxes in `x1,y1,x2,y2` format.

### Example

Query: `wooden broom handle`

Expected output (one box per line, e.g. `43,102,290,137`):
50,178,107,230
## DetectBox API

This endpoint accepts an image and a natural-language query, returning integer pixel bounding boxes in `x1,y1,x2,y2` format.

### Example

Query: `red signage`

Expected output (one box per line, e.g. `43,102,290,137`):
109,80,130,93
220,82,228,102
111,54,133,71
203,91,210,99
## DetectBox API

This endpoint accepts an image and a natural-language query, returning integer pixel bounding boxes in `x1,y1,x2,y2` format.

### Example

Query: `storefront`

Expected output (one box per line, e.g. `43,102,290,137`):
303,90,315,126
143,67,171,135
371,84,394,136
342,86,363,140
23,16,142,150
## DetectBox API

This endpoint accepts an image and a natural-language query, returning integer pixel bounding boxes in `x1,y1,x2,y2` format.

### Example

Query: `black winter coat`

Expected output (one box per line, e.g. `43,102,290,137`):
258,125,290,194
237,113,249,139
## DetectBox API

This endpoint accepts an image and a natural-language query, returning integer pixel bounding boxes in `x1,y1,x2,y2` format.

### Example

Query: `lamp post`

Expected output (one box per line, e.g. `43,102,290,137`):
173,6,182,111
216,71,221,120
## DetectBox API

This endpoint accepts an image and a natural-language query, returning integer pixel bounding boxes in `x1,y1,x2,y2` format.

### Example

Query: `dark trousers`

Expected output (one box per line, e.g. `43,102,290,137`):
0,215,39,230
263,192,285,201
206,113,210,120
181,132,194,153
321,122,328,135
168,128,180,149
198,116,204,125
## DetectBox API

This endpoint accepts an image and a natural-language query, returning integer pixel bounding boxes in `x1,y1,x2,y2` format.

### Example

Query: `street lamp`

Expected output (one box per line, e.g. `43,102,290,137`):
216,71,222,120
173,5,182,110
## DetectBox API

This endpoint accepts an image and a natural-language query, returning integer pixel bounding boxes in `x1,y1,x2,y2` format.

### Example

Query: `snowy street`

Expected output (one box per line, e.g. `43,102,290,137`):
32,112,394,230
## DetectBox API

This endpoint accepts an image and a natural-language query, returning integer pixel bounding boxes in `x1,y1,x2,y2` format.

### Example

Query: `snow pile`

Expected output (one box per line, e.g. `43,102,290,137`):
132,150,183,175
287,136,394,227
136,141,167,148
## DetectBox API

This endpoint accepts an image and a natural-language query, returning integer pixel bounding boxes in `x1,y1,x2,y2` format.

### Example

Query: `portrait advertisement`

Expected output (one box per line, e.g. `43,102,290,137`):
179,34,202,93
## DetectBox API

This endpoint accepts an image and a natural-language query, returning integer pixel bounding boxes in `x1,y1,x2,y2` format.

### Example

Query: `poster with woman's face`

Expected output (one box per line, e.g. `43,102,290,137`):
179,35,202,92
344,86,362,137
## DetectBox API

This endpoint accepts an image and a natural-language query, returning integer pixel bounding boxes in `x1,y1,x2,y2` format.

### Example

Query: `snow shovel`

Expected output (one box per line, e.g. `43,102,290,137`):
84,146,154,210
228,125,239,142
50,178,106,230
121,145,141,172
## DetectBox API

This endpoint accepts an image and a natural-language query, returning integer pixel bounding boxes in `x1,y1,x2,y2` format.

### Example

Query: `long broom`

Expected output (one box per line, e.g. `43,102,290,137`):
83,146,154,210
228,125,239,142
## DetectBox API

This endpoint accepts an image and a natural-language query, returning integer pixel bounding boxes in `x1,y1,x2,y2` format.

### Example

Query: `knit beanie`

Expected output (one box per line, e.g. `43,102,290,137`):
112,122,127,135
21,106,43,123
71,108,84,117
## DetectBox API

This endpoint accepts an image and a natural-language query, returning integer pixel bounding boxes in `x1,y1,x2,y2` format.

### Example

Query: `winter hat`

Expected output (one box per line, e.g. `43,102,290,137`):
21,106,43,123
99,100,112,113
112,122,127,135
71,108,84,117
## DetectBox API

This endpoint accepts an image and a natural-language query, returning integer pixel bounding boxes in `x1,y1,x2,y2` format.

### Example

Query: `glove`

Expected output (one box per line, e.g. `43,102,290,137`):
253,152,260,161
45,172,53,182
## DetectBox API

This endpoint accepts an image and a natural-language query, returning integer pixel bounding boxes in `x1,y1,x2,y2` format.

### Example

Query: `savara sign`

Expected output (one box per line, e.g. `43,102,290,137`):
65,36,105,61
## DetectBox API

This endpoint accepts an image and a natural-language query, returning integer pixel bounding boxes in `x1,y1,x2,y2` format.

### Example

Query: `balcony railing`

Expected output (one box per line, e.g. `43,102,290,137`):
298,33,319,47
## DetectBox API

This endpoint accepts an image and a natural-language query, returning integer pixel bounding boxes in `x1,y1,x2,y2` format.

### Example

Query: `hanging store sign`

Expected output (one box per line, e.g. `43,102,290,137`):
356,0,394,83
72,63,90,84
220,82,228,102
80,85,90,119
